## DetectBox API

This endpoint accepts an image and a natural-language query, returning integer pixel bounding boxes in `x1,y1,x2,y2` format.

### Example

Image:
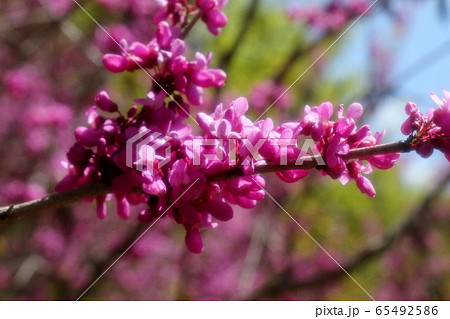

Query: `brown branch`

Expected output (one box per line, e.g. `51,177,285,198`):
206,140,412,182
180,11,202,40
0,182,111,223
0,140,412,223
246,170,450,300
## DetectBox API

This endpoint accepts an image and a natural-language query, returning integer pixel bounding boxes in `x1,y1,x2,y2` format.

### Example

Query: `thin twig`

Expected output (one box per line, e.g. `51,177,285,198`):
206,140,411,182
180,11,202,40
0,182,111,222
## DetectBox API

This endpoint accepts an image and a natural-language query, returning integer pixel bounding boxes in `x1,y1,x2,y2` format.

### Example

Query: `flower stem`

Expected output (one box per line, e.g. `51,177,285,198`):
180,11,202,40
206,140,412,182
0,182,111,222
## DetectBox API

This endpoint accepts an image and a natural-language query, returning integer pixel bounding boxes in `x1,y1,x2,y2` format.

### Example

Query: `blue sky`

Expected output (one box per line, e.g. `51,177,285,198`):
334,0,450,105
278,0,450,188
362,0,450,188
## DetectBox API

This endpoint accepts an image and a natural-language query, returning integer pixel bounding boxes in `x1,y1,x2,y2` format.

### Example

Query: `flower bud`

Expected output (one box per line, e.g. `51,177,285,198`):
95,91,118,112
185,228,203,254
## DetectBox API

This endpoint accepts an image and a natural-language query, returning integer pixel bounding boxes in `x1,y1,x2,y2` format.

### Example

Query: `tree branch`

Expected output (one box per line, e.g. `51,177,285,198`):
0,182,111,222
206,139,412,182
180,11,202,40
0,139,412,223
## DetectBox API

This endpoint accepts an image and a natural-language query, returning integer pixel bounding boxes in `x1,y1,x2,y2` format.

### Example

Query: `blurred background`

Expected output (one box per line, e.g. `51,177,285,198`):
1,0,450,300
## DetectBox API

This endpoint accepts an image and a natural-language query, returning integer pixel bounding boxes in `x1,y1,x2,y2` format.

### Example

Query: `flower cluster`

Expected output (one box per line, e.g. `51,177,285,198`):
154,0,228,35
57,92,401,253
56,96,265,253
197,0,228,35
401,90,450,160
101,0,228,107
0,0,168,210
52,0,445,255
295,101,399,197
102,21,226,105
5,0,450,303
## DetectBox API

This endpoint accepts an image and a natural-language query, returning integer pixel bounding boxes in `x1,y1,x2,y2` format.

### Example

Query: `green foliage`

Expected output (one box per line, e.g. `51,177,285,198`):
191,1,300,93
283,168,416,257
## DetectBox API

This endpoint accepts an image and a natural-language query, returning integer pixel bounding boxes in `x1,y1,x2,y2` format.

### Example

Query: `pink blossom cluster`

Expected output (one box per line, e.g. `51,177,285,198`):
288,0,371,32
154,0,228,35
56,95,262,253
0,0,162,207
299,102,399,197
102,21,226,105
57,92,401,253
101,0,229,92
401,90,450,160
55,0,230,254
3,0,450,302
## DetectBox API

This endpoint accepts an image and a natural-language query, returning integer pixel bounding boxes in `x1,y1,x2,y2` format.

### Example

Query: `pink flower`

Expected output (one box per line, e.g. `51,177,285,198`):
95,91,118,112
153,0,187,26
185,228,203,253
182,52,226,105
197,0,228,35
102,38,161,73
431,89,450,135
74,127,102,148
401,89,450,161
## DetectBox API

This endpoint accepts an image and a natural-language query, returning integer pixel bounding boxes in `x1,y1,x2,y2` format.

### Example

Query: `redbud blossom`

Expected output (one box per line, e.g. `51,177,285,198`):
401,89,450,161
